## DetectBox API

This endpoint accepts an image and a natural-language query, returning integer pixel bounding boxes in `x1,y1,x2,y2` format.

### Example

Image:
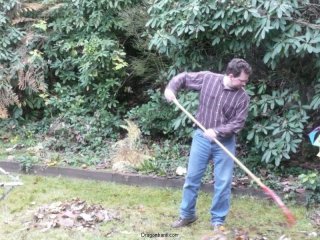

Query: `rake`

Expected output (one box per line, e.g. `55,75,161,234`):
172,98,296,226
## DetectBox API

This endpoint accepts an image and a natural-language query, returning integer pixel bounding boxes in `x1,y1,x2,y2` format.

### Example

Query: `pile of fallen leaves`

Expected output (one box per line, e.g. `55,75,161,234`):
32,198,117,231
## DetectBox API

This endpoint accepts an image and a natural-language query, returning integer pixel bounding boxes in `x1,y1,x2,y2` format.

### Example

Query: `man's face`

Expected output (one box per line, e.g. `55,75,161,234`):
229,71,249,89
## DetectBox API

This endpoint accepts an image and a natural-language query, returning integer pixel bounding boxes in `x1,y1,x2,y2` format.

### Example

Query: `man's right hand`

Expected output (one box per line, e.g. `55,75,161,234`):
203,128,218,141
164,88,176,102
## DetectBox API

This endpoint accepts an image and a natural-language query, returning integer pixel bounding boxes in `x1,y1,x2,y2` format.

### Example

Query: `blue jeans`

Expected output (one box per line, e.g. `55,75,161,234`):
180,129,235,225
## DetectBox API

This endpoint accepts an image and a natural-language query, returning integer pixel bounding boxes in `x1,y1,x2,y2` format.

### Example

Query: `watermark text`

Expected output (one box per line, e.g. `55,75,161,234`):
141,232,179,238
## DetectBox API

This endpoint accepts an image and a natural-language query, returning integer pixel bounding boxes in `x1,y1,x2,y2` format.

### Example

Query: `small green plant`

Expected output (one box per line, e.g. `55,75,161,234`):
17,155,39,173
299,171,320,207
137,140,188,177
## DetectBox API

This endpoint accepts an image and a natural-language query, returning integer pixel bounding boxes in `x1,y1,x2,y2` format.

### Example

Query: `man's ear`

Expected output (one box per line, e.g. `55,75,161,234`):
228,74,234,79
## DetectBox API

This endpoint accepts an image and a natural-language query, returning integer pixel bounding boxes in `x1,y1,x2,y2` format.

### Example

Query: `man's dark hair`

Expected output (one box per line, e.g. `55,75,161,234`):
226,58,252,77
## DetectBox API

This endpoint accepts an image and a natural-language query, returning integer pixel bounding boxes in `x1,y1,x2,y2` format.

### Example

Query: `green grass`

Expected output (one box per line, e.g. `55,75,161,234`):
0,175,317,240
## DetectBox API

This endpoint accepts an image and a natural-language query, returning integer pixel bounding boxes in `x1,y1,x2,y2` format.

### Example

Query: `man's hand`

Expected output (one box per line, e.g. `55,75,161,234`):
203,128,218,141
164,88,176,102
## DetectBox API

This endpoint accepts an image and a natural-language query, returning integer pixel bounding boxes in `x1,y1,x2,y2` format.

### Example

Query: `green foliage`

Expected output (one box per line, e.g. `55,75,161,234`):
0,0,24,118
17,155,38,173
310,78,320,110
137,140,188,176
119,1,169,89
0,0,48,119
299,171,320,206
5,81,121,157
172,91,199,139
147,0,320,166
43,110,119,156
147,0,320,72
2,0,320,170
299,171,320,191
0,0,23,61
127,89,198,139
44,84,90,116
44,0,139,113
245,87,309,166
127,89,177,136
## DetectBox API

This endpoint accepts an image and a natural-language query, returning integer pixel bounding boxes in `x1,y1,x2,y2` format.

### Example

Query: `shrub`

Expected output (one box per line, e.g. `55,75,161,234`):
127,89,177,136
244,87,309,166
43,0,139,114
147,0,320,166
128,89,198,140
0,0,47,119
299,171,320,207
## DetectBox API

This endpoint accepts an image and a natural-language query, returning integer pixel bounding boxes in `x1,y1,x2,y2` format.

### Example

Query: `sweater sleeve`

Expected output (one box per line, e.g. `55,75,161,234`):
166,71,210,94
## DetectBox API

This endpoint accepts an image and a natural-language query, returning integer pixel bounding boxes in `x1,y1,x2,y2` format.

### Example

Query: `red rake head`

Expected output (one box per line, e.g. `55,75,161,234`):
262,185,296,226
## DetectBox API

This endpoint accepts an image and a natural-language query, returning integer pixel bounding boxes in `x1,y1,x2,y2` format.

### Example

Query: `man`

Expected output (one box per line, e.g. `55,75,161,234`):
164,58,252,232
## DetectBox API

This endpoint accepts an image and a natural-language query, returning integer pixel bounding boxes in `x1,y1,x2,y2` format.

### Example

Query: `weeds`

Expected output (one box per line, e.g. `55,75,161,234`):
16,156,38,173
137,140,188,177
299,171,320,207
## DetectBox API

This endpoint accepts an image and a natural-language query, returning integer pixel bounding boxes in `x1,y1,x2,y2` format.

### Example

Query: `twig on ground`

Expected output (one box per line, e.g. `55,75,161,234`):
0,167,23,201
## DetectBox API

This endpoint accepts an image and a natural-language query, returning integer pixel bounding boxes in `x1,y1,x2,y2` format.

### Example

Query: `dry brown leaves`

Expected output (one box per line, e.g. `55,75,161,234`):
110,120,151,172
233,229,250,240
32,198,118,231
310,209,320,228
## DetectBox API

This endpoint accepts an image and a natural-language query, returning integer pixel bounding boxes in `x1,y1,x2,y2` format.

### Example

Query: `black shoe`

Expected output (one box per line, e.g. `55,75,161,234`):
171,216,198,228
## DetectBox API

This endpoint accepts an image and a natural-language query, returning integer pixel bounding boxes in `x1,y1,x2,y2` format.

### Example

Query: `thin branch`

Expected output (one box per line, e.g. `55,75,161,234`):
0,182,23,187
294,19,320,30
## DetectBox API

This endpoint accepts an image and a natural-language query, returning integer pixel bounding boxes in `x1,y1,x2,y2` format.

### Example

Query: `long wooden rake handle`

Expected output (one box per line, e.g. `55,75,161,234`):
172,98,296,226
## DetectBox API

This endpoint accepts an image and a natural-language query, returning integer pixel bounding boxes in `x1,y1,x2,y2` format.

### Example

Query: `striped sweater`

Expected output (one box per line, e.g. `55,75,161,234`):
166,71,250,137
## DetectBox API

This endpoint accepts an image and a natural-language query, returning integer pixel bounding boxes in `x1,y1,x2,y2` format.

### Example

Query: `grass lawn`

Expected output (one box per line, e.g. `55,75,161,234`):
0,175,318,240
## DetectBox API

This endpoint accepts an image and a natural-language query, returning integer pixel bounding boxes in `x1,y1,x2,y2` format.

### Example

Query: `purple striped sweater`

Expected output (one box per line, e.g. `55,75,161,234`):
166,71,250,137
